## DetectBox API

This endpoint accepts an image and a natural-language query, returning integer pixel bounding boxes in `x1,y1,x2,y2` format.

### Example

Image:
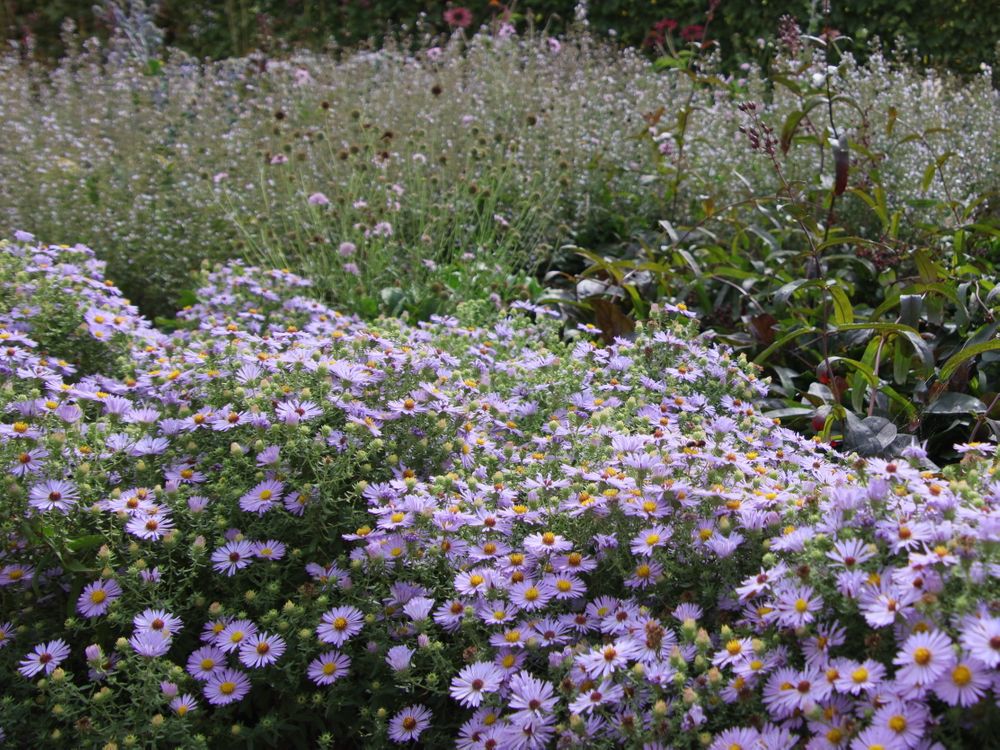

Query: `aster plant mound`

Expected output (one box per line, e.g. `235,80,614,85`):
1,236,999,748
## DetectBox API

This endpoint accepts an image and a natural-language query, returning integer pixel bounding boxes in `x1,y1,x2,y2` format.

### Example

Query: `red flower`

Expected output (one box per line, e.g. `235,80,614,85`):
653,18,678,34
680,24,704,42
443,7,473,28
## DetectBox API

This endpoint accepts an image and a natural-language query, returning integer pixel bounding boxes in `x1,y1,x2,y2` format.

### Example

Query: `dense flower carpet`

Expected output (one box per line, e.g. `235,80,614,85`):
0,236,998,748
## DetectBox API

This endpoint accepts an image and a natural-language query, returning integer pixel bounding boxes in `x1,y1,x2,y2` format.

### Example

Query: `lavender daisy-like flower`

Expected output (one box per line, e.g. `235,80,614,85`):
28,479,79,513
773,584,822,629
0,621,14,649
134,608,183,638
239,479,283,514
449,661,503,707
216,619,258,653
308,650,351,685
276,399,322,425
130,630,172,658
187,645,227,680
204,667,252,706
254,539,286,560
238,632,286,668
960,615,1000,667
316,606,364,646
386,645,416,672
388,704,432,743
125,509,175,541
893,630,956,688
568,679,624,715
76,578,122,617
509,580,554,611
170,694,198,717
18,639,70,677
212,539,256,576
508,671,558,718
931,655,991,706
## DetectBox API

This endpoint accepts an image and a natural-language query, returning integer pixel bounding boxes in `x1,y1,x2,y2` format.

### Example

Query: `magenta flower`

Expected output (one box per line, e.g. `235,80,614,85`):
76,578,122,617
388,704,432,743
316,606,364,646
204,668,251,706
307,650,351,685
18,639,70,677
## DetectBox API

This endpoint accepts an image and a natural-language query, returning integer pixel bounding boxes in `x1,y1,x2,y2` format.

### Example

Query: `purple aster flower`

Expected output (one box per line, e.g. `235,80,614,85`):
931,655,991,706
960,615,1000,667
76,578,122,617
709,728,760,750
216,619,258,653
568,679,624,715
850,725,903,750
254,539,286,560
893,630,956,688
18,639,70,677
212,539,256,576
307,650,351,685
239,479,283,514
10,446,48,477
772,584,822,629
134,608,183,638
500,714,555,750
449,661,503,707
508,671,558,718
388,704,432,744
509,580,555,611
0,621,14,649
125,508,175,541
577,638,642,679
831,658,885,695
402,596,435,621
385,645,416,672
276,399,322,425
170,694,198,717
204,667,251,705
316,606,364,646
0,564,34,587
186,644,227,681
28,479,79,513
130,630,172,657
238,631,286,668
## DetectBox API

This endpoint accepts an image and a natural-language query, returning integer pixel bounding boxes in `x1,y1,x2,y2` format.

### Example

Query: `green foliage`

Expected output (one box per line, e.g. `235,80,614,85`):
559,33,1000,464
3,0,998,77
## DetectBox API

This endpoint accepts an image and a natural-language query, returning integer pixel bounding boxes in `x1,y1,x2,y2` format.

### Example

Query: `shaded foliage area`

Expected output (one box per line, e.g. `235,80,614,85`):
2,0,998,77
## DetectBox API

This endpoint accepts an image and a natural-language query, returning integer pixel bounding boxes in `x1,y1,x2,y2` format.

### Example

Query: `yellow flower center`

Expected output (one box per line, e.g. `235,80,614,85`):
333,617,348,631
794,598,809,613
851,667,869,683
952,665,972,686
913,647,931,665
219,681,236,695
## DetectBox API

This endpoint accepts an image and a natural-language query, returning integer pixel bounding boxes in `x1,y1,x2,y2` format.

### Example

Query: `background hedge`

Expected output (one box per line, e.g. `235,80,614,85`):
3,0,998,76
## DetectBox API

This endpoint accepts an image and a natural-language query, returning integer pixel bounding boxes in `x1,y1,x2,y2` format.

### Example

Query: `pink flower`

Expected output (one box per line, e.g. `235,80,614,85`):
443,7,473,28
308,192,330,206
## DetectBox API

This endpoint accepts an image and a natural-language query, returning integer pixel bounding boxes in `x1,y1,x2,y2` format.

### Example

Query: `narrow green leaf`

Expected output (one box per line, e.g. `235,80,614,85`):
829,286,854,325
939,340,1000,382
753,327,819,366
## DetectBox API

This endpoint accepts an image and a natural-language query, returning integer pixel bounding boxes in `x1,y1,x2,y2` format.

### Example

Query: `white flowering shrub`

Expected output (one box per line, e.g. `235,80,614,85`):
1,235,999,748
0,29,995,319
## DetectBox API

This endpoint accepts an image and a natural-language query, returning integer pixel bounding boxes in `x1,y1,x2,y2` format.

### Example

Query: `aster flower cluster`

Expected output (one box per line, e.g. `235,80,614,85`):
0,236,998,748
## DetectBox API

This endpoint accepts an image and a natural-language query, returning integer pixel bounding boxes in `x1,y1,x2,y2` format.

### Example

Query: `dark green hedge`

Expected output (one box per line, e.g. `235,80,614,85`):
2,1,997,75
